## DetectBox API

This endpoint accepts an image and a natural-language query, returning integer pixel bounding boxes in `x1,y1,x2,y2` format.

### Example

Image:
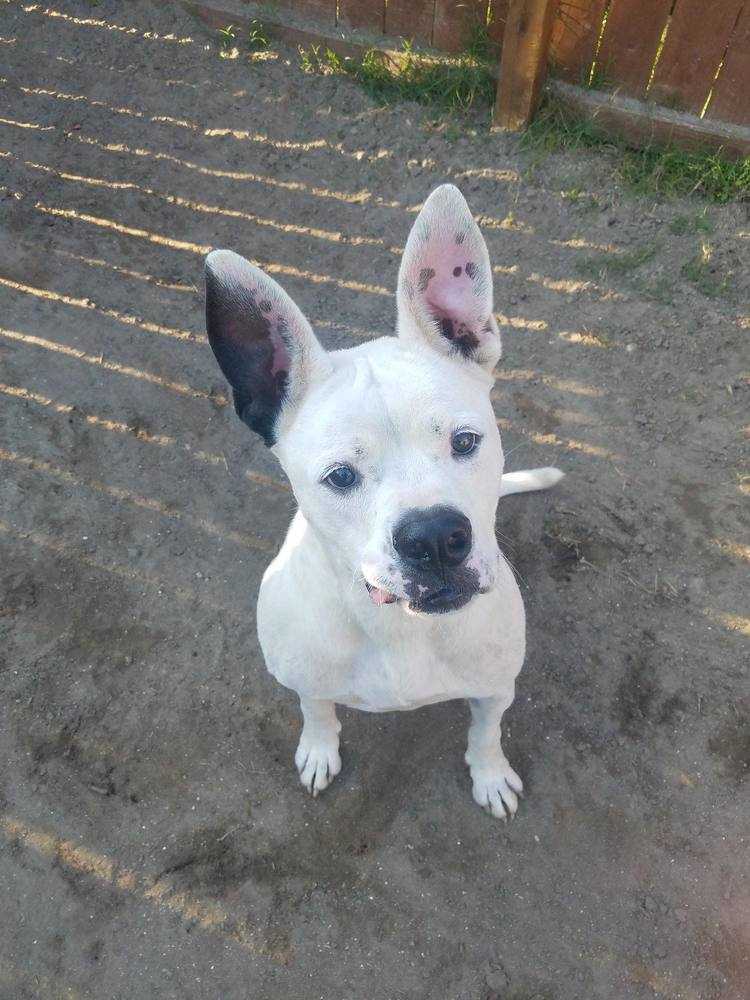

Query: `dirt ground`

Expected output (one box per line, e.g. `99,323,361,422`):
0,2,748,998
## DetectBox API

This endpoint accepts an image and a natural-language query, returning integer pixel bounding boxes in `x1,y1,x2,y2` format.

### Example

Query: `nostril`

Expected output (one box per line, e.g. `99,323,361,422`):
447,529,469,554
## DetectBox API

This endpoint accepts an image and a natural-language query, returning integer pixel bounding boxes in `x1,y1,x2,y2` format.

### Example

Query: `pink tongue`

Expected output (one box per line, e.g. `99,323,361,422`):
368,586,397,606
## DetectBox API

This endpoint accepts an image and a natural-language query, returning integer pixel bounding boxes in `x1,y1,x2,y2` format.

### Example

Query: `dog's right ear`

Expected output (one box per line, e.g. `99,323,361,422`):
205,250,331,446
396,184,502,373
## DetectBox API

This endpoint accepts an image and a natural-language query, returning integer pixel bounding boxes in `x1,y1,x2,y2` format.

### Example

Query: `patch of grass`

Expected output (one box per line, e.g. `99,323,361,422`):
523,95,750,203
299,29,495,113
681,243,730,298
636,275,675,305
669,212,714,235
560,186,599,211
575,243,659,280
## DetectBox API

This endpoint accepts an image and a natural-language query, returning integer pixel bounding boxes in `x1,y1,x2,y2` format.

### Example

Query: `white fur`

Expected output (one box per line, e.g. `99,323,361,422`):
208,185,563,818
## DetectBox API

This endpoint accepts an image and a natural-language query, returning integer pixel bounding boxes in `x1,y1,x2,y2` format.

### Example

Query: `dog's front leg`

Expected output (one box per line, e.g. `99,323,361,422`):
465,694,523,820
294,698,342,797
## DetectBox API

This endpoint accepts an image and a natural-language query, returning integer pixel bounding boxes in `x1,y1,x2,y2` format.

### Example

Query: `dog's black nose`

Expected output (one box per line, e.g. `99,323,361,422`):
393,506,472,573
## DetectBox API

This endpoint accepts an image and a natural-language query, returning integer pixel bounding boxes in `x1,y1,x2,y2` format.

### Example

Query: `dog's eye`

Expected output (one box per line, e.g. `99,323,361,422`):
323,465,358,491
451,431,481,457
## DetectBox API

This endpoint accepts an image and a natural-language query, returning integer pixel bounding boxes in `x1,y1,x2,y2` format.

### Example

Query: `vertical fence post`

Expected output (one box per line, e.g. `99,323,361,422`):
492,0,556,130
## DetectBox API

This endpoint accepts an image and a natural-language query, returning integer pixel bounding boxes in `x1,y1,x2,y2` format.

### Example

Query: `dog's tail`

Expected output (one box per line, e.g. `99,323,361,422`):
500,467,564,498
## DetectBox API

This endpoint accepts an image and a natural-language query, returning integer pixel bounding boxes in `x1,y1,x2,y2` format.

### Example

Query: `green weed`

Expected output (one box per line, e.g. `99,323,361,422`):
299,29,495,113
217,24,237,52
247,19,270,52
218,20,269,55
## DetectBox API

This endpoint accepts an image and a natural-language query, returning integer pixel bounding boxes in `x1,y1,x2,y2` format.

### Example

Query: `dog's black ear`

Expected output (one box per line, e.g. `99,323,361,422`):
396,185,501,373
205,250,331,446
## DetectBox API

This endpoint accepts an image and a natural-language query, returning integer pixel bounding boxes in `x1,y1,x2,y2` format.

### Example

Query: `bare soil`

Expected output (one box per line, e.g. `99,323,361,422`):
0,2,748,998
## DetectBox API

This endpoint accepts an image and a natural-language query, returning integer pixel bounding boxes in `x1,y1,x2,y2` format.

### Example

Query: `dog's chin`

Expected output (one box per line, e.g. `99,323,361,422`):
365,580,477,615
406,585,476,615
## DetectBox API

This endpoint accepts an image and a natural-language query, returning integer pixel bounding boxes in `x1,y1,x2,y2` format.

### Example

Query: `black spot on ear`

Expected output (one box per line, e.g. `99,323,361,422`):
465,262,478,280
259,300,272,313
437,314,479,359
454,322,479,357
453,266,462,277
418,268,436,293
455,231,466,245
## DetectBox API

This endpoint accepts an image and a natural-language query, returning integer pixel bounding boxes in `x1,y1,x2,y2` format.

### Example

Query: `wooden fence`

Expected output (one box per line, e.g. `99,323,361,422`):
238,0,509,54
551,0,749,126
182,0,750,154
338,0,503,52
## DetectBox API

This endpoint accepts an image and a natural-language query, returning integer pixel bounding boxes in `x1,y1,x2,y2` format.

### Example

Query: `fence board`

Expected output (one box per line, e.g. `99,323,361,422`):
706,3,750,125
487,0,509,50
385,0,436,46
596,0,672,97
551,78,750,158
494,0,556,128
433,1,486,53
273,0,337,28
648,0,745,113
337,0,385,33
550,0,609,84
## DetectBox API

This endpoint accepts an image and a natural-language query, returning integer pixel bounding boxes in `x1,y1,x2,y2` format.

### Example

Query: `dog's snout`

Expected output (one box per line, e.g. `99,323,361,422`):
393,506,472,573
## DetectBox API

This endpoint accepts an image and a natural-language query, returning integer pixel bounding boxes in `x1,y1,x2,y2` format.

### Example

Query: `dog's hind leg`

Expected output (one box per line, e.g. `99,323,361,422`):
295,698,342,797
500,467,564,497
465,693,523,820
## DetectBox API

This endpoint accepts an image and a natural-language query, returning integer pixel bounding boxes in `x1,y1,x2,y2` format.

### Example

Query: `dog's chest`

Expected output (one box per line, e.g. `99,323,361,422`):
341,644,479,712
258,540,525,711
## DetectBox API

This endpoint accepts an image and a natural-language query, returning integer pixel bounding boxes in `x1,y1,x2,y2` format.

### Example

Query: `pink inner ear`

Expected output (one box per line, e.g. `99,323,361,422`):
253,294,292,377
223,289,294,384
426,276,473,318
414,238,486,331
224,298,292,377
269,324,291,377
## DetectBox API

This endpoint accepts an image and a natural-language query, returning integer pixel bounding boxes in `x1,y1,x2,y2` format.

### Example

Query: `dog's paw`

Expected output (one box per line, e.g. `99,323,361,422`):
469,760,523,820
294,738,342,797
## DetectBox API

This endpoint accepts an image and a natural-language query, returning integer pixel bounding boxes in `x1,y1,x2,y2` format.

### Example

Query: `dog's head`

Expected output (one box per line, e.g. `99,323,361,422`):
206,185,506,615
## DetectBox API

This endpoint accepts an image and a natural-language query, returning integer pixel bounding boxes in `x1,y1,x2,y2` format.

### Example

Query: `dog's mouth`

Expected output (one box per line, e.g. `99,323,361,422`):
365,581,474,614
364,581,399,606
407,584,474,614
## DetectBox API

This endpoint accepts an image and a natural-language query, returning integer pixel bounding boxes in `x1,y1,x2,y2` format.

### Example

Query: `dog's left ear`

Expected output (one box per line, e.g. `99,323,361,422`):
205,249,332,447
397,184,501,373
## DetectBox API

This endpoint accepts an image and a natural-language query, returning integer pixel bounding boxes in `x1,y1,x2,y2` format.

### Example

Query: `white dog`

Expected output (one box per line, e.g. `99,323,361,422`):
205,185,562,819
